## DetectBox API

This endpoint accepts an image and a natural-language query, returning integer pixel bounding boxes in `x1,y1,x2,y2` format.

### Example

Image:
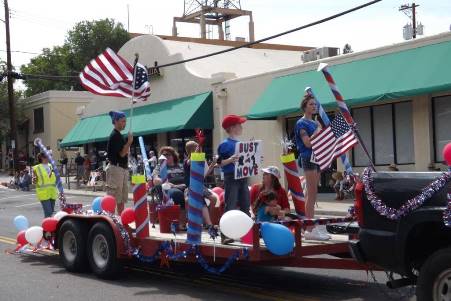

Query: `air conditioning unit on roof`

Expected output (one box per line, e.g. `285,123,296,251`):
301,47,340,63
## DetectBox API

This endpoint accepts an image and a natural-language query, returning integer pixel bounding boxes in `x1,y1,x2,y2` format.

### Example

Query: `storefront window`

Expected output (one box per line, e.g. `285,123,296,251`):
167,129,213,161
352,101,414,167
433,95,451,162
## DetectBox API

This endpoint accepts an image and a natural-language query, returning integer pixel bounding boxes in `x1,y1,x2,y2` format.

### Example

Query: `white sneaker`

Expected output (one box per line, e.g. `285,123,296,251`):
304,228,331,241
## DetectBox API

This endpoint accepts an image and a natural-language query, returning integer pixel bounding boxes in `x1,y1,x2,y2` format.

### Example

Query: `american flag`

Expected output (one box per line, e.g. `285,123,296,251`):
79,48,151,101
310,113,358,171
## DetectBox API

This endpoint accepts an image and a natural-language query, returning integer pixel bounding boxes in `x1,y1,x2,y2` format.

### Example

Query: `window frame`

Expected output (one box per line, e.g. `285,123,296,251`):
432,95,451,163
351,101,414,167
33,107,44,134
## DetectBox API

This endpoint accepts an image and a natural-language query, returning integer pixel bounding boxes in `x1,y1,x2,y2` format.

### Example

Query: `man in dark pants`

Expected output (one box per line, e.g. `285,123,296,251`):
106,111,133,215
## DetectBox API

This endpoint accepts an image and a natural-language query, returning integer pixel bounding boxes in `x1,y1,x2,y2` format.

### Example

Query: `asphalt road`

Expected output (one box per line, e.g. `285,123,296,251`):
0,187,416,301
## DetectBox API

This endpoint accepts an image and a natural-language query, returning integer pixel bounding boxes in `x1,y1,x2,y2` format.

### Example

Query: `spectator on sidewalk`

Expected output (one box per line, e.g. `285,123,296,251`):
83,155,91,184
75,152,84,183
60,148,68,176
18,169,31,191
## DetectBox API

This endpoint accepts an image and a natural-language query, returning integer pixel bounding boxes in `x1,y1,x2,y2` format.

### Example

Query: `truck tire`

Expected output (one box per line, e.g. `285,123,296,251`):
87,222,122,279
417,247,451,301
58,219,89,272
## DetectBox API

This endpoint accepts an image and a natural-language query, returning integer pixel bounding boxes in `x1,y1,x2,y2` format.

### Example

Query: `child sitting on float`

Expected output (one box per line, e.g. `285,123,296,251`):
253,190,285,223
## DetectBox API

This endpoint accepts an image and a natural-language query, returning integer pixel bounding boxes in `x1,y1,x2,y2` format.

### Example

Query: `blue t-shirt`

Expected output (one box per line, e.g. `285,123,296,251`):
256,205,275,222
294,117,318,159
217,137,238,175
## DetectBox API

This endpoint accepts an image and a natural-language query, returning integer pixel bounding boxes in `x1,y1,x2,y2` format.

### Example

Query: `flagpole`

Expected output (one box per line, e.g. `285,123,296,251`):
129,53,139,133
317,63,376,172
305,87,354,174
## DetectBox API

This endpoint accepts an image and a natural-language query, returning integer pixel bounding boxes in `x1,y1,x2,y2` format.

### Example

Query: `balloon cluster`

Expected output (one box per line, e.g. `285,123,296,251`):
218,209,295,256
13,211,68,251
363,167,451,221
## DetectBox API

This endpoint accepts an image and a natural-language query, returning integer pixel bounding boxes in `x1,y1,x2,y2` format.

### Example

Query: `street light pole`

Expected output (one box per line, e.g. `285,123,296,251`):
4,0,18,171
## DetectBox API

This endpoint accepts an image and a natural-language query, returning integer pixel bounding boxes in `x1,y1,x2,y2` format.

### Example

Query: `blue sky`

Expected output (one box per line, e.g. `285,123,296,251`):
2,0,451,71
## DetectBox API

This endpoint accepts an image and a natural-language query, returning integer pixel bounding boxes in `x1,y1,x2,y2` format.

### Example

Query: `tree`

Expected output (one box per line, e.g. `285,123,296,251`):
21,19,130,97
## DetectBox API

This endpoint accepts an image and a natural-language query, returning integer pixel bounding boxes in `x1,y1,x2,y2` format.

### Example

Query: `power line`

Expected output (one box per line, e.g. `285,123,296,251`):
0,49,40,55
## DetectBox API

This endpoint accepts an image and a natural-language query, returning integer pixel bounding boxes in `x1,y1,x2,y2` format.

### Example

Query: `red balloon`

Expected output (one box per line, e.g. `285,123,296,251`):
211,187,224,196
42,217,58,232
101,195,116,214
121,208,135,225
219,192,225,204
443,143,451,166
16,230,27,245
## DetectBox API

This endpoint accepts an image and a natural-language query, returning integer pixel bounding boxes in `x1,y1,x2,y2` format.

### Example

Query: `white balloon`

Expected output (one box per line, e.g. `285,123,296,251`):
54,211,68,221
25,226,43,245
219,210,254,240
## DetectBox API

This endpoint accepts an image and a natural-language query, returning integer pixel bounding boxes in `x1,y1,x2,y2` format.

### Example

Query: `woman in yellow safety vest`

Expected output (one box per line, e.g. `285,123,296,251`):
32,152,58,217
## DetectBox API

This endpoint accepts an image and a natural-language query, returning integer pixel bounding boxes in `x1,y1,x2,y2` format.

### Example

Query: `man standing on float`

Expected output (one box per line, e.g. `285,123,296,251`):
106,111,133,215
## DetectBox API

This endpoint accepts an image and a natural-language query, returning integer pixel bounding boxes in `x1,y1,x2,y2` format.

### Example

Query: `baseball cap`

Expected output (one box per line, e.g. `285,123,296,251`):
221,114,247,130
261,166,281,179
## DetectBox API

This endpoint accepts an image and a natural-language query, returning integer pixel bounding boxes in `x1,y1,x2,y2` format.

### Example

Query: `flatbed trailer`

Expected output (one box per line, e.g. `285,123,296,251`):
54,213,373,279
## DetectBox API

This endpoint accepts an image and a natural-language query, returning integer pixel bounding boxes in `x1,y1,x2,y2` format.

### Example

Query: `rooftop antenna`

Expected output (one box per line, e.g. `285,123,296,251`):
173,0,254,42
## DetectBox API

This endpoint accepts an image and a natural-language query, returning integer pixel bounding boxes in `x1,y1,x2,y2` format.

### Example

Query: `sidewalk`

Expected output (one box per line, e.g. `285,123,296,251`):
0,172,351,216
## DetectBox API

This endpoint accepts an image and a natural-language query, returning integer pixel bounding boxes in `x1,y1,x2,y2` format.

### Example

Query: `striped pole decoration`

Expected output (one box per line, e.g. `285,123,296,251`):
281,153,305,216
317,63,376,171
187,153,205,244
132,174,150,238
138,137,152,180
158,155,169,203
138,136,153,191
317,63,355,126
305,87,353,174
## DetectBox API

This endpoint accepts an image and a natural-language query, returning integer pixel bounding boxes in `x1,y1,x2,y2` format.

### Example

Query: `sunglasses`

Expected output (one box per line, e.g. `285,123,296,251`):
162,153,172,157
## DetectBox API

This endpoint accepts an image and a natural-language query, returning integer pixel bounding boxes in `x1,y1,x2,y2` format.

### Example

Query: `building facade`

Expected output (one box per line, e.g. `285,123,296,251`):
60,32,451,185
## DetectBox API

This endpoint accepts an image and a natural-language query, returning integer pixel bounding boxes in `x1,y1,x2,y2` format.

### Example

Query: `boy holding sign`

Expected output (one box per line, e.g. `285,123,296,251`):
217,115,250,244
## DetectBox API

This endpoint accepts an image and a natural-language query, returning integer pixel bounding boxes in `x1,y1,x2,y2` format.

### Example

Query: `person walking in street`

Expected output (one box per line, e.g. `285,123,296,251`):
106,111,133,215
294,93,330,241
32,152,58,218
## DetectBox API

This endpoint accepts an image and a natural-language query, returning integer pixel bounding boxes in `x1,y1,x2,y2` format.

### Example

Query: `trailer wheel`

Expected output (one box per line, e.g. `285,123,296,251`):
58,219,88,272
87,222,121,279
417,247,451,301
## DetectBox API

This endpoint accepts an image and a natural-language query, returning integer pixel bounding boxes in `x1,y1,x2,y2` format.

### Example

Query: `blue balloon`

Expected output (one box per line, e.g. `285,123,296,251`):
13,215,29,231
261,222,295,256
92,197,102,212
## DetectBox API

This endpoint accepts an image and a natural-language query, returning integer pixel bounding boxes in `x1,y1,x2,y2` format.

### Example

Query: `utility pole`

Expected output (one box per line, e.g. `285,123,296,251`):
4,0,17,171
399,3,420,39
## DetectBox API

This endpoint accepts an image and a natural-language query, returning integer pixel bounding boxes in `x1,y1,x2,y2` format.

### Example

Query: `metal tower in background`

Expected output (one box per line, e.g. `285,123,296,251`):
173,0,254,42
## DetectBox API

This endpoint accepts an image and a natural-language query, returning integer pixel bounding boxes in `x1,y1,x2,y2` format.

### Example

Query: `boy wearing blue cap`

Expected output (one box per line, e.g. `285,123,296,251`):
106,111,133,214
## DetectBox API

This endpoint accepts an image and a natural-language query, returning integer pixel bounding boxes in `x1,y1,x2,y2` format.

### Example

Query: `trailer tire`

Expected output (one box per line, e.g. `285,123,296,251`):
417,247,451,301
58,219,89,272
87,222,121,279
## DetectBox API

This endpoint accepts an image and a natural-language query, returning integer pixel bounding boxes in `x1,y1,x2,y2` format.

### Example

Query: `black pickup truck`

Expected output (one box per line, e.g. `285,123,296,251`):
349,170,451,301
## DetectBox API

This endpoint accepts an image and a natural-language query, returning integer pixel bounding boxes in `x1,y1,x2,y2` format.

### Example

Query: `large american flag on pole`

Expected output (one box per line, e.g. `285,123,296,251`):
79,48,151,101
310,112,358,171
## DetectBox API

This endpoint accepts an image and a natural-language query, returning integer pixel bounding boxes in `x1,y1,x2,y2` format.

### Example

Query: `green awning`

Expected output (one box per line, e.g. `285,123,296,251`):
61,92,213,147
248,39,451,119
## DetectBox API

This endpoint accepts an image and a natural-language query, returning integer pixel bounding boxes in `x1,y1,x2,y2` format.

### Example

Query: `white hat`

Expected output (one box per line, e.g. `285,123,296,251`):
261,166,281,179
